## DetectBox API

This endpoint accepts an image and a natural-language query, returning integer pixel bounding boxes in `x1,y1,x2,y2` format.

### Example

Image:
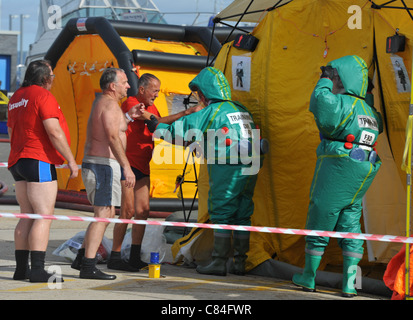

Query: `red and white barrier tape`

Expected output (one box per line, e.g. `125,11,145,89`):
1,162,412,244
0,212,412,244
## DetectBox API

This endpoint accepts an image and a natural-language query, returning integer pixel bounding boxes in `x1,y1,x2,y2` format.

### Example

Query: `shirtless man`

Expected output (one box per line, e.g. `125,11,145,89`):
74,68,143,280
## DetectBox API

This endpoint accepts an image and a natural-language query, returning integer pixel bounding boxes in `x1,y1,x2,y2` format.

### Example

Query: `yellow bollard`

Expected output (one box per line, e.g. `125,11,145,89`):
148,264,161,278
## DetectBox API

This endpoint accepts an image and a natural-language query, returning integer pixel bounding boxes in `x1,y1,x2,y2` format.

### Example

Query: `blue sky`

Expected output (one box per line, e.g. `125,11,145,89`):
0,0,233,54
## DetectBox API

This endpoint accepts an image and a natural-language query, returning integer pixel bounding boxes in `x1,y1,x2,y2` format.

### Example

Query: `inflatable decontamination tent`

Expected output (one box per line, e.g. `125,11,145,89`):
45,17,249,203
171,0,413,289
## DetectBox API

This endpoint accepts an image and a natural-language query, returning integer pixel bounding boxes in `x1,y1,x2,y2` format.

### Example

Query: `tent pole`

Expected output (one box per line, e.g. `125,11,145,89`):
406,109,412,299
405,61,413,300
401,47,413,300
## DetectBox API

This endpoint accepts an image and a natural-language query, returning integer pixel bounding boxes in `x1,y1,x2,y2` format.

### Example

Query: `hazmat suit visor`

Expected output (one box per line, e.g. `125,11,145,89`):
320,65,345,94
330,68,345,94
188,67,232,101
190,90,207,108
327,55,368,98
191,90,200,102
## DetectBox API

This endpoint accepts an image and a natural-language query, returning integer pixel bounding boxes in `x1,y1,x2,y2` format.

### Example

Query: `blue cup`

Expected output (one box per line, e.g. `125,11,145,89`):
150,252,159,264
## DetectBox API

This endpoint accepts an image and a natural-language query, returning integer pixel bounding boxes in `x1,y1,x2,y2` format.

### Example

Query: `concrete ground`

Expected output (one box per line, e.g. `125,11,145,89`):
0,204,388,302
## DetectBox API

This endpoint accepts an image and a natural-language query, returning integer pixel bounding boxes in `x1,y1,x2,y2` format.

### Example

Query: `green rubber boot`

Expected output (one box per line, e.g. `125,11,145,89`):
196,233,231,276
342,255,361,297
292,253,322,292
230,231,250,275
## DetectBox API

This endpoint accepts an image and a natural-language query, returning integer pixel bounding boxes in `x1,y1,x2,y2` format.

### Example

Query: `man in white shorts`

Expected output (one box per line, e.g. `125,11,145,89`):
72,68,143,280
82,156,122,208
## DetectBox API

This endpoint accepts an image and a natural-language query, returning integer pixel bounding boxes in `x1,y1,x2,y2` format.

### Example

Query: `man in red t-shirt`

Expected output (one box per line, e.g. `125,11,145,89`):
108,73,201,271
8,82,71,167
7,60,78,283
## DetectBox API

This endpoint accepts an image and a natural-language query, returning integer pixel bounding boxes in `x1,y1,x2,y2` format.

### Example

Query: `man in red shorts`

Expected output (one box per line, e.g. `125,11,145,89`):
8,60,78,283
108,73,201,271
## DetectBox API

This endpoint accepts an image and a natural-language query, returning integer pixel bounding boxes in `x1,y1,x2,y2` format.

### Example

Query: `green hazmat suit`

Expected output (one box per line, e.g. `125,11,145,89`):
154,67,263,276
293,55,383,296
155,67,262,231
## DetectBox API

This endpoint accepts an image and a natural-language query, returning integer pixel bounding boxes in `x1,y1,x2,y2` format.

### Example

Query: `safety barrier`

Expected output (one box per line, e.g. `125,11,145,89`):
0,212,412,244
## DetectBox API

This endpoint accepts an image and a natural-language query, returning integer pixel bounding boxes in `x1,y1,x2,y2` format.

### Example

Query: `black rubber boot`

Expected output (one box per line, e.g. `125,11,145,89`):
196,232,231,276
230,232,250,276
128,245,148,270
13,250,30,280
71,248,85,270
107,251,140,272
29,251,64,283
80,257,116,280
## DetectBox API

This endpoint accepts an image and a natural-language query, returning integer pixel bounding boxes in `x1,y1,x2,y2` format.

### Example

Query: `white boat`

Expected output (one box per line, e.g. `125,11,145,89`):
27,0,167,65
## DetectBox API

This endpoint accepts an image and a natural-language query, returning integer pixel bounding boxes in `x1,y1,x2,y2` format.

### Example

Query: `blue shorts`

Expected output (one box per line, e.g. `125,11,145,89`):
120,166,149,182
9,158,57,183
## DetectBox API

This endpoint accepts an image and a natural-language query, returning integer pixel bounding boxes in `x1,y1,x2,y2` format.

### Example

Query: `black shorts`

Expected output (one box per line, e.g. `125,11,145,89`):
120,166,149,182
9,158,57,182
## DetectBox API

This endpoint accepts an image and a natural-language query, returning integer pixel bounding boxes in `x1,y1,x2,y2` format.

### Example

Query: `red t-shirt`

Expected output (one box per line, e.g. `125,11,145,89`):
121,96,160,175
7,85,71,167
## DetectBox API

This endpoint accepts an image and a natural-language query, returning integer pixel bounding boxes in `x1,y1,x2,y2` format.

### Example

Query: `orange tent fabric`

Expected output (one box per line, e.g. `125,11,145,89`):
383,244,413,300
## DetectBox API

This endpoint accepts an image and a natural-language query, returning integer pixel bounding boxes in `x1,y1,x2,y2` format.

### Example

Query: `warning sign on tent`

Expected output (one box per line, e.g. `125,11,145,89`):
390,56,411,93
232,56,251,92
